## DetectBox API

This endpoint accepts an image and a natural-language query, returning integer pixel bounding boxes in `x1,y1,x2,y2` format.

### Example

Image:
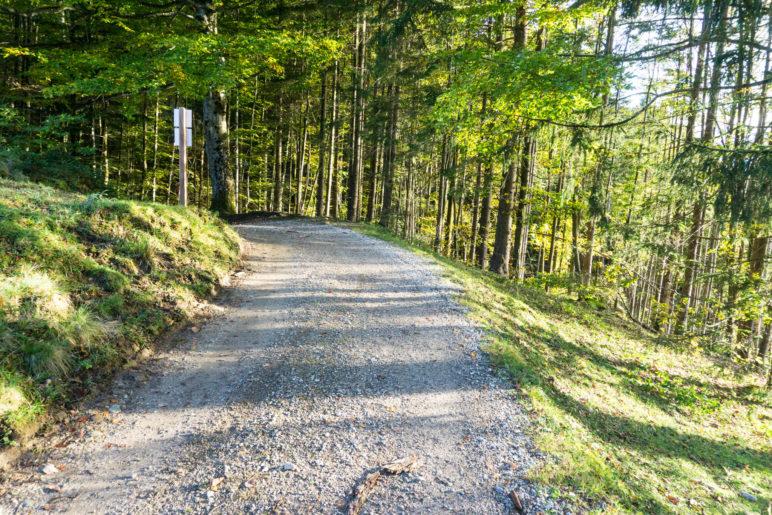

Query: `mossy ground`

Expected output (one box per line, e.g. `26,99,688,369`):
0,180,240,443
353,223,771,514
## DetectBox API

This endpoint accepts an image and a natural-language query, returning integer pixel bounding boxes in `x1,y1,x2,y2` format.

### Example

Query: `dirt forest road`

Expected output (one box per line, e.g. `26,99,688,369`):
1,220,570,514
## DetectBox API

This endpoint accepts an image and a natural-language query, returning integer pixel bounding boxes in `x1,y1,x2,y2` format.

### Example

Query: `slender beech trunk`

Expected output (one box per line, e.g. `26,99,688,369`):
511,26,546,280
296,93,309,215
316,72,328,217
676,0,716,331
139,93,148,199
346,14,366,221
445,150,457,256
101,110,109,185
366,140,380,222
470,162,482,264
434,137,448,251
326,59,339,217
151,92,160,202
477,160,494,269
272,97,284,211
380,81,400,228
512,131,537,280
234,91,241,213
332,127,341,218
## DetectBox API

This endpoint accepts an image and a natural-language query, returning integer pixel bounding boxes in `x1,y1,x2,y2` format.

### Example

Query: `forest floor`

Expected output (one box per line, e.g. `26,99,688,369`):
0,219,568,514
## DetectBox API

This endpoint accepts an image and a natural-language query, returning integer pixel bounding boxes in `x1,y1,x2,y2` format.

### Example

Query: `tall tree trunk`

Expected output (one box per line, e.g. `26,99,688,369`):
346,14,366,221
489,157,517,275
675,0,718,331
139,93,148,199
101,111,109,185
295,94,309,215
326,59,339,217
546,165,565,276
380,81,400,228
740,235,769,355
203,89,235,213
433,137,448,251
511,24,546,279
470,162,482,264
477,162,494,269
444,150,457,255
512,130,537,280
366,140,380,222
316,71,328,217
488,5,527,275
272,97,284,212
332,127,341,218
151,92,160,202
234,91,241,213
194,1,235,214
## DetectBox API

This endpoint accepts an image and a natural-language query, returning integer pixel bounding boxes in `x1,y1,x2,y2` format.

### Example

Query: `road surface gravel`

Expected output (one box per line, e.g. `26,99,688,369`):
1,220,573,514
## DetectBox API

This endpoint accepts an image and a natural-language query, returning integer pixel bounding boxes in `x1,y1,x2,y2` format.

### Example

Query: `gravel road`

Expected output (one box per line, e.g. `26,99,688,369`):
1,220,572,514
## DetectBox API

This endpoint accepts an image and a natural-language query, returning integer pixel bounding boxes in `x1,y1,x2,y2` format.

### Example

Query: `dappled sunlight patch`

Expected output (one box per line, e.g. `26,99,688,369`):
0,383,27,416
0,267,72,321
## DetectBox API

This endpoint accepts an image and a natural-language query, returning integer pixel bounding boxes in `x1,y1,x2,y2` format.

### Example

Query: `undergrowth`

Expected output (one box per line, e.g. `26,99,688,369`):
0,179,240,443
353,222,771,514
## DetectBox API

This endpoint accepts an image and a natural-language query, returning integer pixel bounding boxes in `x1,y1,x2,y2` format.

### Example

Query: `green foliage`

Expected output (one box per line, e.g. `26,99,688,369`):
40,31,341,100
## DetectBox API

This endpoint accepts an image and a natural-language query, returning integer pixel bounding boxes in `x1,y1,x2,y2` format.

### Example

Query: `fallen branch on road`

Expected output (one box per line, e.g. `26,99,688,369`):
346,455,423,515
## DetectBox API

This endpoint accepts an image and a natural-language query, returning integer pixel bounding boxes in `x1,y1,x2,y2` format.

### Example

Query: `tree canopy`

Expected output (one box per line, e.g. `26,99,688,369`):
1,0,770,367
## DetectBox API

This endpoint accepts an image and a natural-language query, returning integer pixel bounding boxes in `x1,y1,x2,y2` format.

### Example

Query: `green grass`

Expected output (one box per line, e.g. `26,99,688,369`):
352,222,771,514
0,179,240,443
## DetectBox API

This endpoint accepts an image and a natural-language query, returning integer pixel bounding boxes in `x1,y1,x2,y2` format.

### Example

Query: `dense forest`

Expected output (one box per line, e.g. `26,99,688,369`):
1,0,770,377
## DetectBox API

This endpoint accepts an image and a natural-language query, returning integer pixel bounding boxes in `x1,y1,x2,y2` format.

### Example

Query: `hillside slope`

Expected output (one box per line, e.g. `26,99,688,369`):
0,180,240,443
355,224,771,514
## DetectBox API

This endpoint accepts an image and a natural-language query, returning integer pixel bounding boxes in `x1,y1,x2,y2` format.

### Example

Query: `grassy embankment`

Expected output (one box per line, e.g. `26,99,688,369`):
0,179,240,444
354,223,771,514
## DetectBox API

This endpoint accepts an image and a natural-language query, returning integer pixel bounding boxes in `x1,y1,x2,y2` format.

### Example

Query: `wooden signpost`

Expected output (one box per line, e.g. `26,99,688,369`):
173,107,193,206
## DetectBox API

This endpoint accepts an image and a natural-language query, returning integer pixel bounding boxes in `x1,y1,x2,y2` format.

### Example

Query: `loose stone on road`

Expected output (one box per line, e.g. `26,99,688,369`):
1,220,568,514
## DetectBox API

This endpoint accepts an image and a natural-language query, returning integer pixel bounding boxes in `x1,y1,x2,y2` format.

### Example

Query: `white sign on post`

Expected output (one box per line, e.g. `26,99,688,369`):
173,108,193,147
174,108,192,206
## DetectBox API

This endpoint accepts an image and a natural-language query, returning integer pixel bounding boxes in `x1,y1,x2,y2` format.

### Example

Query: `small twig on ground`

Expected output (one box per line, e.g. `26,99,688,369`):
509,490,525,514
347,455,423,515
